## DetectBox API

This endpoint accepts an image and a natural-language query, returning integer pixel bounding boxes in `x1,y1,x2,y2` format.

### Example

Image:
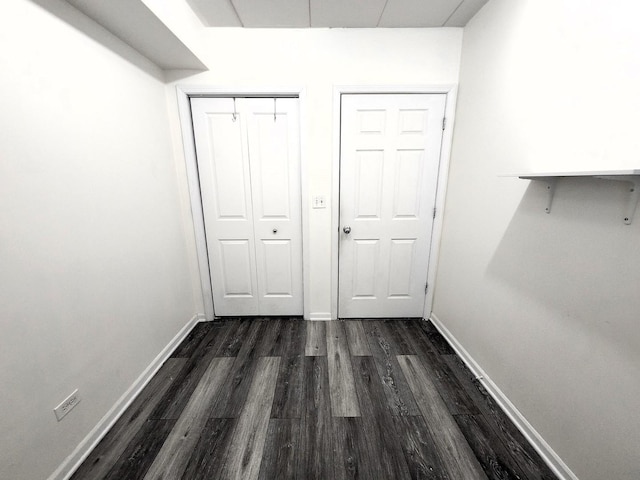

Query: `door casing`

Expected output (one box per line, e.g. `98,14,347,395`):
176,86,309,321
331,85,458,321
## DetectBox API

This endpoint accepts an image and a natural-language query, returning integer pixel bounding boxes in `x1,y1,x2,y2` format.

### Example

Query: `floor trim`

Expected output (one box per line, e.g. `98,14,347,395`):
429,313,579,480
49,313,203,480
309,312,332,321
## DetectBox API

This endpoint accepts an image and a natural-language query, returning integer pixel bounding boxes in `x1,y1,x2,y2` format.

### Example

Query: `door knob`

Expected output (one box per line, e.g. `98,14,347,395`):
343,226,351,234
272,228,278,234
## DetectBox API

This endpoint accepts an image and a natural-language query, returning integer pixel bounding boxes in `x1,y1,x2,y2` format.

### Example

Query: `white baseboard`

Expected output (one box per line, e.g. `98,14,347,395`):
428,313,579,480
309,312,332,321
49,313,203,480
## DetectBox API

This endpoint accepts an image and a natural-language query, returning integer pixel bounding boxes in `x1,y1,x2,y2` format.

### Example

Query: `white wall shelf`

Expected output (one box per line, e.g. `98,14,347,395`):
503,170,640,224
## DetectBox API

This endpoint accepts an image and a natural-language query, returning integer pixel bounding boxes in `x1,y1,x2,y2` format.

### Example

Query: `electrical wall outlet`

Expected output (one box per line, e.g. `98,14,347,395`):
54,389,81,421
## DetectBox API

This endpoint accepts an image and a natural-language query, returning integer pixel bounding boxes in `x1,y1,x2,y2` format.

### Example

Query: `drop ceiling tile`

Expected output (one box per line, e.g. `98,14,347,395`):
232,0,309,27
187,0,241,27
379,0,461,27
444,0,489,26
310,0,387,27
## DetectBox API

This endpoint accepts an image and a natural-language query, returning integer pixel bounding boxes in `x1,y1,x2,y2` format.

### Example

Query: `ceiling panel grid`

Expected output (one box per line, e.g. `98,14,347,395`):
186,0,489,28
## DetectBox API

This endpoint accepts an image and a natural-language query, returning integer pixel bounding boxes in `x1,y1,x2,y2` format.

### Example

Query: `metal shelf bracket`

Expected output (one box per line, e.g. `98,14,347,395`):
541,177,557,214
595,175,640,225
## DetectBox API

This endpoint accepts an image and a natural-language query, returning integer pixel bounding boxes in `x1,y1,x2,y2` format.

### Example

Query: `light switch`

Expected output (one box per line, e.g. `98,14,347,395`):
312,195,326,209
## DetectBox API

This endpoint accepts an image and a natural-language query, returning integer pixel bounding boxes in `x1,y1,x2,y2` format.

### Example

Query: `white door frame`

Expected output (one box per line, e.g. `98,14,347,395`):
332,85,458,320
176,86,309,321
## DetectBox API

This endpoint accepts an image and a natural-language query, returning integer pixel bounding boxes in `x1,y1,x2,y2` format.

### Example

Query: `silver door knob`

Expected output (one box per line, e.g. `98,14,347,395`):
272,228,278,234
343,226,351,234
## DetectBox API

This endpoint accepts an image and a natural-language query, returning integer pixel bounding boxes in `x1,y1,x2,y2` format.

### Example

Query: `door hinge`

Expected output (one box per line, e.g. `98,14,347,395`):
442,117,447,130
433,207,437,219
425,283,429,294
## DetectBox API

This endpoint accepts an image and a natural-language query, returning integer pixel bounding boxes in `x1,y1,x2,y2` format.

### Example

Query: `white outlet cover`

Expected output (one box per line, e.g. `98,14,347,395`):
54,389,80,421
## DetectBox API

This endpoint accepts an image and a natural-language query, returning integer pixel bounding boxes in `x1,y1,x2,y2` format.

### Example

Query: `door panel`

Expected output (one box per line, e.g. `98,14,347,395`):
339,94,446,318
207,114,250,220
393,150,423,218
247,98,303,315
260,240,293,295
191,98,258,316
387,238,416,297
352,239,379,297
354,150,384,219
218,240,255,296
191,97,302,316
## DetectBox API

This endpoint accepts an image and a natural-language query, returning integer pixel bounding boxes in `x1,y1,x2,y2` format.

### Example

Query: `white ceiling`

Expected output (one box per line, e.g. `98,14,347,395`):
187,0,489,28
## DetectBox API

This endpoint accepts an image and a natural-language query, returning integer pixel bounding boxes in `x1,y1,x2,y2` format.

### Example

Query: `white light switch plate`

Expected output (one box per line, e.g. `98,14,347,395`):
313,195,326,209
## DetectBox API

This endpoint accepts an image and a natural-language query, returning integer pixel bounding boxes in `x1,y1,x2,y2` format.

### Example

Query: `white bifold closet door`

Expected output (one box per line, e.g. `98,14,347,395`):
190,97,303,316
339,93,446,318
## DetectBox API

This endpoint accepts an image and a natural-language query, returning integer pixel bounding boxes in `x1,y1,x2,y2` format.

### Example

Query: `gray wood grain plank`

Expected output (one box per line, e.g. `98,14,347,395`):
397,355,488,480
214,318,251,357
392,415,451,480
365,321,420,416
332,416,378,480
305,321,327,356
454,414,527,480
396,321,480,415
442,354,557,479
254,318,284,356
327,321,361,417
271,346,305,419
258,418,300,480
103,419,176,480
272,318,306,421
209,320,267,418
271,319,306,418
363,320,417,355
181,418,236,480
343,320,371,356
221,356,281,480
485,411,558,480
275,318,305,357
171,321,215,358
351,356,412,480
143,357,235,480
71,358,186,480
418,320,455,354
298,356,333,480
442,353,503,416
158,320,238,420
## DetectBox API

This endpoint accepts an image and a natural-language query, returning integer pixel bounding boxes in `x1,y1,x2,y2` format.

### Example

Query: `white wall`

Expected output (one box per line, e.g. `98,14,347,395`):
167,27,463,319
434,1,640,479
0,1,199,479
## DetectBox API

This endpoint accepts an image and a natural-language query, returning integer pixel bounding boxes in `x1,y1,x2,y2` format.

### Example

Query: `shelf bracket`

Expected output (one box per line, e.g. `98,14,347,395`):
595,175,640,225
542,177,557,214
520,176,557,214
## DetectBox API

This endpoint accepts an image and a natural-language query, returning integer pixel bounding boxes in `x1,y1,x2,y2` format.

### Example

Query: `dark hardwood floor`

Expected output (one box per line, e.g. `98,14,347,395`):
71,318,558,480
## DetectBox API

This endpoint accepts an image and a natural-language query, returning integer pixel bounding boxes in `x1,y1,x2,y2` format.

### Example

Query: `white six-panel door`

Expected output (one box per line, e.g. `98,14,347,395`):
339,94,446,318
190,97,303,316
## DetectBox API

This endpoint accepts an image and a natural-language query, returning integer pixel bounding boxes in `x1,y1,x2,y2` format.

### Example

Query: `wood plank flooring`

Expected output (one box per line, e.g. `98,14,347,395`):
72,318,558,480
